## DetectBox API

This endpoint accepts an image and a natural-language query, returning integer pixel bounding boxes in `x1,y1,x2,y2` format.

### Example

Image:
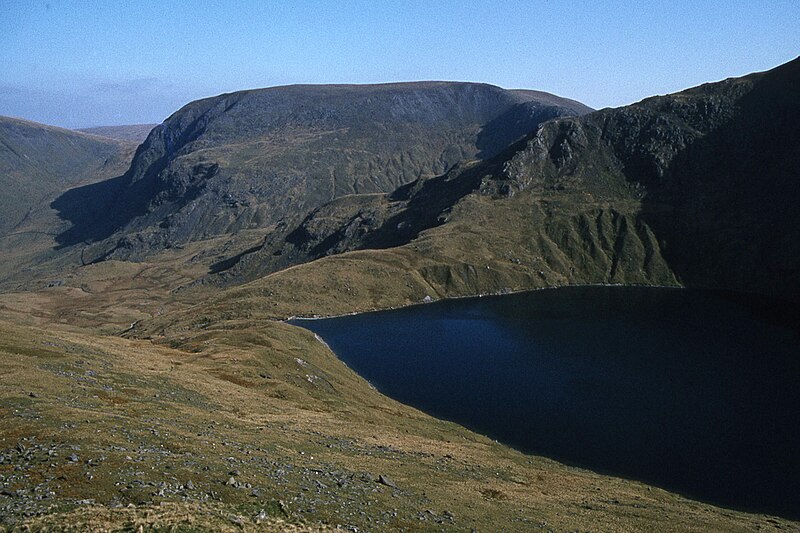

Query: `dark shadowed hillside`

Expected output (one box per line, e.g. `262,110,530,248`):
495,56,800,301
0,117,136,286
51,82,590,262
0,116,135,238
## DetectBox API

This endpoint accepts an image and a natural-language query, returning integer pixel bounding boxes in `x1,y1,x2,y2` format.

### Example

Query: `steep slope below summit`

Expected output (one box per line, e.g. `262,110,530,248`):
0,116,135,239
197,57,800,304
51,82,591,262
0,117,136,283
496,56,800,301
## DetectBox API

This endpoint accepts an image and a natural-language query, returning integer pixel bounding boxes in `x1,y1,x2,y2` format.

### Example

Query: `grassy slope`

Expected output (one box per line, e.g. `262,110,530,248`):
1,315,794,531
142,188,679,336
0,117,136,288
0,178,785,531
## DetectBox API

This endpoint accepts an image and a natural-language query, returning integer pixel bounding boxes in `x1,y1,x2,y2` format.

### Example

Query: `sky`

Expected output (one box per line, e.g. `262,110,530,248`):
1,0,798,129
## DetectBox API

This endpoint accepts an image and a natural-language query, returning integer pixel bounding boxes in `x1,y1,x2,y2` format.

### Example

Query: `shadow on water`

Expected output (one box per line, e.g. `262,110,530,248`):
291,286,800,519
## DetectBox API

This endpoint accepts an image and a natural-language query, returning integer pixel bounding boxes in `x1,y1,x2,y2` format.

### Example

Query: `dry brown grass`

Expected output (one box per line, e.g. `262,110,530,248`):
1,314,796,531
19,501,342,532
0,176,791,532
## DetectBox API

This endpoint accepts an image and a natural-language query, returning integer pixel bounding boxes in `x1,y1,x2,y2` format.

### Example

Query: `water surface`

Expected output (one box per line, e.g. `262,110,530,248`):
290,286,800,518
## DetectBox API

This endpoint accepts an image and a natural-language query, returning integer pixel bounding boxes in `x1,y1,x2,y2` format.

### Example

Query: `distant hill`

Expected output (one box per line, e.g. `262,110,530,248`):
77,124,157,144
51,82,591,261
0,116,135,238
0,116,137,283
206,57,800,303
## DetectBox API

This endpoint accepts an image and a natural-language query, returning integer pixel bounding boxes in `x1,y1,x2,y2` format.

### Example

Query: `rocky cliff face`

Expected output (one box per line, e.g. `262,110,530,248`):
54,82,590,261
211,58,800,303
496,57,800,300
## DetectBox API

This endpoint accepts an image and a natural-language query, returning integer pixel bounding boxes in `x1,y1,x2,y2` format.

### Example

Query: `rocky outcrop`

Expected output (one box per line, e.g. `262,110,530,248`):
210,57,800,303
52,82,590,261
495,57,800,301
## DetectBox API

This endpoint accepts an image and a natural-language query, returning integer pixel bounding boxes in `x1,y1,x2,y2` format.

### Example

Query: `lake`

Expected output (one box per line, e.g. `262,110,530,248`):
289,286,800,518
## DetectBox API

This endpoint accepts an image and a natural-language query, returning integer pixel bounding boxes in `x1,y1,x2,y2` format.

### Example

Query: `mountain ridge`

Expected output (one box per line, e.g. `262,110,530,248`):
184,57,800,304
48,82,591,263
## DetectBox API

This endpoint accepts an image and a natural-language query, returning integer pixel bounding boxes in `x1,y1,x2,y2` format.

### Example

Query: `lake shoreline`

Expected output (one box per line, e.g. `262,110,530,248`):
292,286,800,519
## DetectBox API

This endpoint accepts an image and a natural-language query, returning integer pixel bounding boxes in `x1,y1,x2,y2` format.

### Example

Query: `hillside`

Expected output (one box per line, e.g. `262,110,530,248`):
498,56,800,301
4,311,794,531
0,117,137,284
50,82,591,263
198,57,800,304
0,116,135,238
77,123,157,144
1,61,799,530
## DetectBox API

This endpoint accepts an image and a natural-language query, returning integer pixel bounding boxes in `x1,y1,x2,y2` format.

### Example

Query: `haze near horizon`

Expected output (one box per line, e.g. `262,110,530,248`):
1,0,798,128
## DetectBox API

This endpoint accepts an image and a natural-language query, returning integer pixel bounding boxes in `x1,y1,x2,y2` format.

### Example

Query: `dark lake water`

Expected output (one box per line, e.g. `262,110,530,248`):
289,286,800,518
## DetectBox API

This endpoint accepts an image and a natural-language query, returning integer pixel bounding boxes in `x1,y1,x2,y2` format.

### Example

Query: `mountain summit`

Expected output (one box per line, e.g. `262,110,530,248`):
205,57,800,302
53,82,590,261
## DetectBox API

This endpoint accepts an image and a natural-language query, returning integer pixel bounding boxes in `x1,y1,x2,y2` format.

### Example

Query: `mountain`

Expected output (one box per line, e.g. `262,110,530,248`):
0,116,135,239
0,116,137,284
188,57,800,308
77,123,158,143
50,82,591,262
1,64,799,531
502,57,800,302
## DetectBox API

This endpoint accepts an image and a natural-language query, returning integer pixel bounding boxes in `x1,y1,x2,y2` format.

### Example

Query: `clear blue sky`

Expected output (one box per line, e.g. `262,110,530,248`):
1,0,798,128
